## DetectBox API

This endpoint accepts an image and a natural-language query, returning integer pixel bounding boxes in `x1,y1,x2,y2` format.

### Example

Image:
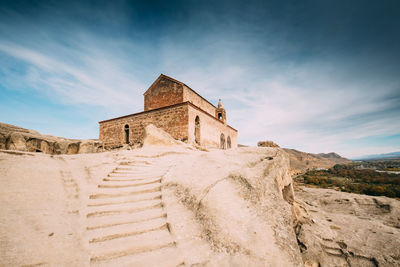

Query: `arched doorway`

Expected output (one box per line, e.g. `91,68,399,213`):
227,136,231,149
195,116,200,144
124,124,129,144
220,133,225,149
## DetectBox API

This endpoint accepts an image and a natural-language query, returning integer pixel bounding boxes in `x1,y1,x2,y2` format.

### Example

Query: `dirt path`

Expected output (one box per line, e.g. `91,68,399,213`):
84,161,184,266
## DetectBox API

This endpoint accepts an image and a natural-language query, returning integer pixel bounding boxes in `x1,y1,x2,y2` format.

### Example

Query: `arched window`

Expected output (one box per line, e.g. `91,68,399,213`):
195,116,200,144
220,133,225,149
227,136,231,149
218,113,222,120
124,124,129,144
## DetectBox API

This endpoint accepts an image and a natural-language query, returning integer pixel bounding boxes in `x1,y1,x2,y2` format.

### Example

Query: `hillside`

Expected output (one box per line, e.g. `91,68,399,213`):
283,148,352,175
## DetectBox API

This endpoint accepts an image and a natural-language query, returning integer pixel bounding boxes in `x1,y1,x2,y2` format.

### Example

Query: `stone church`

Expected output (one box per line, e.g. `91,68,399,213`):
99,74,238,149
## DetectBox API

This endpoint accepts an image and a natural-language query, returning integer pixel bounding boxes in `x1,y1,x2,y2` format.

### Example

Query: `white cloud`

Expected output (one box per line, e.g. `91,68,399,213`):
0,39,147,115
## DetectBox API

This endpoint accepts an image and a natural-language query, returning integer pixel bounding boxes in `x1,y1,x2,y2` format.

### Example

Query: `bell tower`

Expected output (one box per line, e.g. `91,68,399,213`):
215,99,227,124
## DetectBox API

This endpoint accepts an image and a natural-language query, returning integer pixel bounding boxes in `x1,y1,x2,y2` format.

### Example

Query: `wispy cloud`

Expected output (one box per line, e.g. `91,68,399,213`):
0,39,147,114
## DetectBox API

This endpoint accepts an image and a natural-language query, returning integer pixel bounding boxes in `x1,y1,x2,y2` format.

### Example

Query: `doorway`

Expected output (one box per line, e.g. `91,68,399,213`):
124,124,129,144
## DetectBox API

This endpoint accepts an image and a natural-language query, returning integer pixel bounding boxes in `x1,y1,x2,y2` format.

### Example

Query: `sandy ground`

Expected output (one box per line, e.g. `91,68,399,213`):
0,146,302,266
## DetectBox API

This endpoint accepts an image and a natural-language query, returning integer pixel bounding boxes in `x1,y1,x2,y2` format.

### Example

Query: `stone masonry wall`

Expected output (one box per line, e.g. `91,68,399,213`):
183,85,216,116
99,104,189,148
187,105,237,149
144,78,184,111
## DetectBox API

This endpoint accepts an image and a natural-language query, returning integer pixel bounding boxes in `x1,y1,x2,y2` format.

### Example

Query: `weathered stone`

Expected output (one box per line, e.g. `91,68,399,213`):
258,141,280,147
295,187,400,266
0,122,103,155
79,140,103,153
26,138,44,152
54,141,70,154
7,132,27,151
67,143,80,154
0,132,7,150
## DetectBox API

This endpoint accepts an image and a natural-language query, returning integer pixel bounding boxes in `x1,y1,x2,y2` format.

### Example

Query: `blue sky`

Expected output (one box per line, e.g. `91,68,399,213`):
0,0,399,158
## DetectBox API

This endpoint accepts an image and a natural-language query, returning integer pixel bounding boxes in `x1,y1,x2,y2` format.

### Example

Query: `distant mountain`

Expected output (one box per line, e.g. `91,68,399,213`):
317,152,347,160
353,151,400,161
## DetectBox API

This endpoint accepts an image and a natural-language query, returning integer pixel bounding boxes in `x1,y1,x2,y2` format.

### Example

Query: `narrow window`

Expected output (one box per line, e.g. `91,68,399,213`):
220,133,225,149
195,116,200,144
227,136,231,149
124,124,129,144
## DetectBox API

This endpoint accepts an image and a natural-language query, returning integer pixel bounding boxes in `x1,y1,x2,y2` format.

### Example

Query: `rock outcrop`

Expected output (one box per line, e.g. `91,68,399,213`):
0,122,103,154
294,186,400,267
142,124,185,147
257,140,280,147
163,146,303,265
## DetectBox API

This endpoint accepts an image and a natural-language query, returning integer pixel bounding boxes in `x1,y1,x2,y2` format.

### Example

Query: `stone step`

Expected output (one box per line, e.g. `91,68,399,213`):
95,182,161,193
87,192,162,208
92,182,161,194
86,202,163,219
86,198,162,216
89,228,174,262
103,176,162,182
91,244,184,267
86,217,168,243
102,176,161,183
86,208,166,230
89,185,161,199
111,169,161,174
115,167,153,171
107,172,164,178
98,178,161,188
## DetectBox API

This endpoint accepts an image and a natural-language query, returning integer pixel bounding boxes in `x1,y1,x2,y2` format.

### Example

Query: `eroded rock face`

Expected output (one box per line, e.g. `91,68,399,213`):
0,122,103,155
79,140,103,153
294,186,400,266
7,132,27,151
163,147,303,266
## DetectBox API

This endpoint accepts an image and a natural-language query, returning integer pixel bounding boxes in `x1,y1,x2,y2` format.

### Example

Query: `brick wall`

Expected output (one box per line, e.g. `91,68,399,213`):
99,104,189,148
144,78,184,111
187,104,237,149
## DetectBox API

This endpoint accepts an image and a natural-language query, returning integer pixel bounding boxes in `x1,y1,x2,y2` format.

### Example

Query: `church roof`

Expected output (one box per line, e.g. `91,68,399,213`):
143,74,217,109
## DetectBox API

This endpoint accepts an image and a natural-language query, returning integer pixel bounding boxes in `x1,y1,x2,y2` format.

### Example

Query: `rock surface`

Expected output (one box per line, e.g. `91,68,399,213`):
0,122,103,154
0,145,303,266
257,140,280,147
142,124,186,147
294,186,400,267
1,124,398,266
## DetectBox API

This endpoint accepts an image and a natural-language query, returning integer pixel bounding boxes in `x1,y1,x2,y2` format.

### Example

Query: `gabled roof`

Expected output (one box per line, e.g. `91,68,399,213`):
143,74,217,109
